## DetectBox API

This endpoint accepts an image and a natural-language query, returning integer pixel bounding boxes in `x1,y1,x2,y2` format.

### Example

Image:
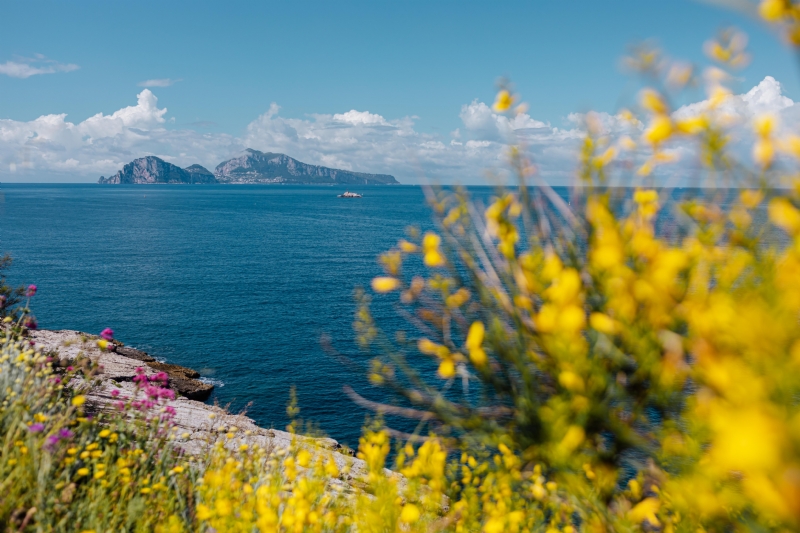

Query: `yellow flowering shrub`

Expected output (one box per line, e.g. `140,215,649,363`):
7,4,800,532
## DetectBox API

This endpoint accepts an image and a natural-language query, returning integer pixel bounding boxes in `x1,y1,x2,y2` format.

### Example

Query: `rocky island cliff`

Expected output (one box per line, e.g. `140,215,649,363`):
98,157,216,184
214,149,399,185
98,151,398,185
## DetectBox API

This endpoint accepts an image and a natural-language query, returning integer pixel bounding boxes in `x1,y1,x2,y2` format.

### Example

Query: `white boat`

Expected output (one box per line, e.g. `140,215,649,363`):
338,191,362,198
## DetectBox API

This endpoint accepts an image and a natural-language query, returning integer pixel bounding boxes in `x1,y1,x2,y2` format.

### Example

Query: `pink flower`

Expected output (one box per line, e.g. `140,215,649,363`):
160,388,175,400
28,423,45,433
66,366,74,372
26,285,37,297
149,372,168,385
24,318,37,330
100,328,114,341
115,401,125,410
110,389,120,398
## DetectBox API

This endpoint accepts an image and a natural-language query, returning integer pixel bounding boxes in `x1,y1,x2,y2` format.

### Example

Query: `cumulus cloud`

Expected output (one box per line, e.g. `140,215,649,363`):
0,76,796,184
137,78,181,88
675,76,793,121
0,89,239,179
0,55,79,79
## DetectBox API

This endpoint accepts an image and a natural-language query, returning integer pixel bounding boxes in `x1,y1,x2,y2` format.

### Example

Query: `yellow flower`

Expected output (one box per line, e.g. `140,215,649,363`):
753,138,775,168
96,339,109,350
629,497,661,526
98,429,111,438
558,371,585,392
196,504,213,520
398,239,417,253
640,89,667,115
754,114,776,137
438,358,456,379
492,89,514,112
675,115,706,134
618,135,637,151
466,321,484,349
740,189,763,208
760,0,787,21
76,467,89,477
71,395,86,407
769,198,800,234
422,232,446,267
634,189,658,205
644,115,672,144
371,276,400,293
297,449,311,468
399,503,420,523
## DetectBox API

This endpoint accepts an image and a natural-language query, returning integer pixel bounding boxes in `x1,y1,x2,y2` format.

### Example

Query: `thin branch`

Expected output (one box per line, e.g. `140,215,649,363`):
343,386,434,420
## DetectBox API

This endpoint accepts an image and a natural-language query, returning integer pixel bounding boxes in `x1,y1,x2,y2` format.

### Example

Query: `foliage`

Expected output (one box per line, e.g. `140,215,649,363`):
356,6,800,531
6,2,800,531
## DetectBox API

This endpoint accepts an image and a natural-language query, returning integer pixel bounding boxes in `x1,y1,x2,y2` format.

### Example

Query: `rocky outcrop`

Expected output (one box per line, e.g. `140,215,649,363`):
99,157,218,184
215,149,398,185
184,164,217,183
28,329,384,492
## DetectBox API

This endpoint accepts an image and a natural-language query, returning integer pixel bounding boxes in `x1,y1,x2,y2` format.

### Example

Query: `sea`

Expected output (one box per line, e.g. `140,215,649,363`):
0,184,456,447
0,183,771,447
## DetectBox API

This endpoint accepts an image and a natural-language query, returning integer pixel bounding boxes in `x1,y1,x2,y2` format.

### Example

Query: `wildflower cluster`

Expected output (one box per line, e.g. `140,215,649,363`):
8,6,800,533
358,15,800,533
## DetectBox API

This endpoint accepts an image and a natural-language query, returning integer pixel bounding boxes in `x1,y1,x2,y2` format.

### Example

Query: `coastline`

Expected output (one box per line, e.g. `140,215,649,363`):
28,328,384,493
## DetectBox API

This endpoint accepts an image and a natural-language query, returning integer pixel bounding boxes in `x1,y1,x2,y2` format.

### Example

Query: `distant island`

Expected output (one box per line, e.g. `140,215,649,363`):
98,149,398,185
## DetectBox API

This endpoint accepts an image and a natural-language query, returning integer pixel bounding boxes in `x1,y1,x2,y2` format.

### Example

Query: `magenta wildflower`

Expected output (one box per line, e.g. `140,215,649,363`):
160,388,175,400
115,401,125,410
149,372,168,385
110,389,120,398
43,428,73,450
24,318,37,330
100,327,114,341
26,284,37,297
0,295,6,307
28,423,45,433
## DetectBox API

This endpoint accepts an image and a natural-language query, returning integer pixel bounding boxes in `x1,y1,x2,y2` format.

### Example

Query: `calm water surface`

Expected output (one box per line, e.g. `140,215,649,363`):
0,184,770,446
0,184,448,446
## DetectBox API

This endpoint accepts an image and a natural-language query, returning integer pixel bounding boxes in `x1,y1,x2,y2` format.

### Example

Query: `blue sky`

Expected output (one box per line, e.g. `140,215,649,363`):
1,0,799,183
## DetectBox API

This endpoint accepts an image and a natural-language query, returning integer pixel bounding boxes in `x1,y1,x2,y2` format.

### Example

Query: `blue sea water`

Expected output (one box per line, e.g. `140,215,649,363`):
0,183,772,447
0,184,449,447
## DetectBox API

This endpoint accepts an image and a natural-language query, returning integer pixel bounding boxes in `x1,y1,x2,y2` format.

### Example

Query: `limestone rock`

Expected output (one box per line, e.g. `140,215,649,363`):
99,156,218,184
215,149,398,185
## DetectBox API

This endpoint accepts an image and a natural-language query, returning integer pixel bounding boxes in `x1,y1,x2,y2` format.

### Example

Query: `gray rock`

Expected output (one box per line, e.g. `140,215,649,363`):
115,346,156,362
184,164,216,183
99,156,218,184
215,149,398,185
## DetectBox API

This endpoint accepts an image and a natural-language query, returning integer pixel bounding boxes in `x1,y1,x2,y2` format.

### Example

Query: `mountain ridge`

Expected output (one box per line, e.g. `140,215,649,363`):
214,149,398,185
98,151,398,185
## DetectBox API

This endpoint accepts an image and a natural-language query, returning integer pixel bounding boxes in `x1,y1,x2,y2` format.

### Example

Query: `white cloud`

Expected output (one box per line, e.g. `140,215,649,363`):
0,90,239,179
675,76,793,121
0,55,79,79
332,110,389,126
0,76,796,184
138,78,181,88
